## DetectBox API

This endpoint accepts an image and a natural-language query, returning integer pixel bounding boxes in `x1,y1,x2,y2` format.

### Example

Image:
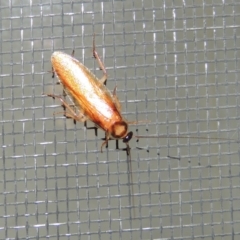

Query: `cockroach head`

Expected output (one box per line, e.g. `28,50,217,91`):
110,121,132,142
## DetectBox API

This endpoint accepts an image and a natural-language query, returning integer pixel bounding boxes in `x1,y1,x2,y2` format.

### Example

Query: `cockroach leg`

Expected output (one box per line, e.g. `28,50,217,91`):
93,34,108,85
47,67,55,79
59,90,68,112
84,121,98,136
115,139,119,150
100,133,110,152
62,89,67,97
115,140,128,154
92,38,121,111
112,86,117,96
51,66,55,78
45,93,88,122
50,67,61,86
112,86,122,112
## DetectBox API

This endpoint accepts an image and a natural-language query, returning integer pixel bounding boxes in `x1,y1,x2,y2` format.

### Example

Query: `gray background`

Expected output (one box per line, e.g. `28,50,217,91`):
0,0,240,239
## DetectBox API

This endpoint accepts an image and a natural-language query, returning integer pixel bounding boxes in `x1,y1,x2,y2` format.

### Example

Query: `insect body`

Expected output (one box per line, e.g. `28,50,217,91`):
49,49,133,153
47,39,136,216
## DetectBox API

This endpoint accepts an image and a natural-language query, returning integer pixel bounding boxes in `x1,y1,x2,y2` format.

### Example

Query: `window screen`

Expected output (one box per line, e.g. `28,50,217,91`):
0,1,240,239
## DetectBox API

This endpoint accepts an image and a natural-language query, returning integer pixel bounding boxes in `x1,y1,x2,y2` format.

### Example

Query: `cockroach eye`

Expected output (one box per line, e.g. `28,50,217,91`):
123,131,133,143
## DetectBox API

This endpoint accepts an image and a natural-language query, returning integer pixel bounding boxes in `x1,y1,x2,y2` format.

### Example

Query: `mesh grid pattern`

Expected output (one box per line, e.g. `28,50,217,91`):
0,0,240,239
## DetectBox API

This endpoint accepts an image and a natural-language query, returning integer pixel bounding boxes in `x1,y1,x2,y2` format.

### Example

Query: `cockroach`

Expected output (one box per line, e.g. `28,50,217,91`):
44,35,238,217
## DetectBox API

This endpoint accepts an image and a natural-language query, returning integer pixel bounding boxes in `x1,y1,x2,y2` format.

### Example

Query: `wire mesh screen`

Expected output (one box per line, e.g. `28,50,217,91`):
0,0,240,239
